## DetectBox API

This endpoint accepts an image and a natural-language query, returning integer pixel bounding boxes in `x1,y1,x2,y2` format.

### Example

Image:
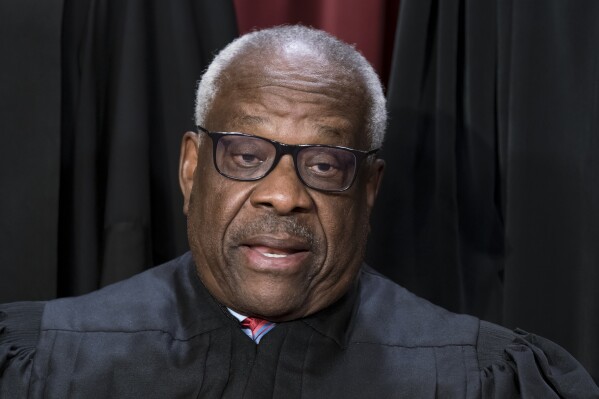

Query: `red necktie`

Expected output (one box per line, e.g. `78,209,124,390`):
240,317,275,343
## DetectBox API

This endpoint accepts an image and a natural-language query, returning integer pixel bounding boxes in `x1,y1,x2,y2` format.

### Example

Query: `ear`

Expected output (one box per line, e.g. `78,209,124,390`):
365,158,385,213
179,131,200,215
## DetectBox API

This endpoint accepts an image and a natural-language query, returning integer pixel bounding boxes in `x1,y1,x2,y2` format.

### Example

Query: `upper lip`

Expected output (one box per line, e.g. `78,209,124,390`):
240,235,311,252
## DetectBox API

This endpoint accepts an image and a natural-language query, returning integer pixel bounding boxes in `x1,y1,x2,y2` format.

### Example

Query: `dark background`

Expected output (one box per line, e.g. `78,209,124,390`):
1,0,597,382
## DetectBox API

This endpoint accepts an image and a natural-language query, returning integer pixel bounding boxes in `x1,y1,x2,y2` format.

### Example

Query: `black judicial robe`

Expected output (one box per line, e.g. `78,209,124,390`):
1,252,598,398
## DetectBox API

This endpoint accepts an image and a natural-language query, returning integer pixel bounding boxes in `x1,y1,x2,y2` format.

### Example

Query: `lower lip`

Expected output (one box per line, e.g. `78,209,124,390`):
239,246,310,273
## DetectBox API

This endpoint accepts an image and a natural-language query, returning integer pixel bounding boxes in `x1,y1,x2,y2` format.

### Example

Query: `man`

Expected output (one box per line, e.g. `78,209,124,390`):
1,25,597,398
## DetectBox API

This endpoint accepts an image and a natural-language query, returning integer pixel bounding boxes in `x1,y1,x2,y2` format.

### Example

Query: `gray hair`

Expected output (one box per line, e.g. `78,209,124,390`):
195,25,387,148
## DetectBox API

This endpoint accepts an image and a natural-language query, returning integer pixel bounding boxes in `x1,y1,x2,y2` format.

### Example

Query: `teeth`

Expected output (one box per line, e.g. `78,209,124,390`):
263,253,288,258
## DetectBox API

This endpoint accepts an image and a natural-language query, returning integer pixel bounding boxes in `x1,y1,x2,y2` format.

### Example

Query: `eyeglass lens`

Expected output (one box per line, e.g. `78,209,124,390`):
215,135,357,191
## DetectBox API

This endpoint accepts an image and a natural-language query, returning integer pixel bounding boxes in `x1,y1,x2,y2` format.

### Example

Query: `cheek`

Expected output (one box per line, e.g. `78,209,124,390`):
188,164,252,255
317,193,370,265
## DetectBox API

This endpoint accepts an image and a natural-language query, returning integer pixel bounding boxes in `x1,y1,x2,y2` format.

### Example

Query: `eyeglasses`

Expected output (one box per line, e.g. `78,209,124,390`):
197,126,379,192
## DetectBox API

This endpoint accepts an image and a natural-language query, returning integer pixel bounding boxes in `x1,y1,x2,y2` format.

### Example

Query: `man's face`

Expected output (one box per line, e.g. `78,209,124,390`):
180,50,384,321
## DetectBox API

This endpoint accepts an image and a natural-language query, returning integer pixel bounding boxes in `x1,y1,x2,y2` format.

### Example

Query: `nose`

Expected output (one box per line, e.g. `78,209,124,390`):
249,155,314,214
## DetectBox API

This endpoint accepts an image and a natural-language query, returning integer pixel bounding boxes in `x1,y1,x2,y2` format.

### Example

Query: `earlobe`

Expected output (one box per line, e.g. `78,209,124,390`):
179,131,200,215
366,158,385,212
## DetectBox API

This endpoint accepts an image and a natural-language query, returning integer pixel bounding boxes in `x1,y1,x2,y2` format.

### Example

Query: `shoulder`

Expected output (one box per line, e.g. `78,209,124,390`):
0,301,45,397
477,320,599,397
354,267,599,396
42,252,209,339
352,266,479,347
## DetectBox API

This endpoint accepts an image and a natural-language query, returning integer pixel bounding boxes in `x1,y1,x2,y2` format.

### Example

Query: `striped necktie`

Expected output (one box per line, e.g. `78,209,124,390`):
240,317,275,343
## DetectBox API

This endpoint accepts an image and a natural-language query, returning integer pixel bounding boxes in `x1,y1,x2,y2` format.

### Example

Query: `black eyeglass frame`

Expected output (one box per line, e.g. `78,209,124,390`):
196,125,379,192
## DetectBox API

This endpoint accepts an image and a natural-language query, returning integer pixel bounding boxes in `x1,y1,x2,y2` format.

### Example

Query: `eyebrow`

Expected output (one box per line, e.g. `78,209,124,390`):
229,115,345,139
314,124,343,139
230,115,270,130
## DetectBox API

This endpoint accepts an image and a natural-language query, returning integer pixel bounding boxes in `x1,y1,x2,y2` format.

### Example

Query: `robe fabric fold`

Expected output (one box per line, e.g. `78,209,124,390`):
2,253,597,398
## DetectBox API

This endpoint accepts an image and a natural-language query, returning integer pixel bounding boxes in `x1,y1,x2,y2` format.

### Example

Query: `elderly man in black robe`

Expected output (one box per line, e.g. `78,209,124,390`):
1,25,598,398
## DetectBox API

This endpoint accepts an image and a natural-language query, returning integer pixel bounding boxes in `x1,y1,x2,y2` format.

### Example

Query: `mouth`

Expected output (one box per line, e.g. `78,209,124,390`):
238,235,312,271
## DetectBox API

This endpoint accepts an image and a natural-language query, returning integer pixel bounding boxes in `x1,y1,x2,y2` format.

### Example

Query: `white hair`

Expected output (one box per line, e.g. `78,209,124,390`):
195,25,387,148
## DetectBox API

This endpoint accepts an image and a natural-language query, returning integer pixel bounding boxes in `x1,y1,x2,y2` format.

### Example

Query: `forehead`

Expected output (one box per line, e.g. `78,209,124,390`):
206,49,369,147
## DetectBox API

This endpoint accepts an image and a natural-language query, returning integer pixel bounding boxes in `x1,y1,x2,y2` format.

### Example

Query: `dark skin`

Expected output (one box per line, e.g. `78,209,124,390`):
179,48,384,322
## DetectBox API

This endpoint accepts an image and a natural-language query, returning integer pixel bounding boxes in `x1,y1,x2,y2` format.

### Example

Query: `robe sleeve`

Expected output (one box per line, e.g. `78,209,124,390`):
477,320,599,398
0,301,45,398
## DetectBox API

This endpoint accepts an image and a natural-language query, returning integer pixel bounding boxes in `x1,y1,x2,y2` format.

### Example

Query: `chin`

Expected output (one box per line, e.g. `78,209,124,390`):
236,293,307,321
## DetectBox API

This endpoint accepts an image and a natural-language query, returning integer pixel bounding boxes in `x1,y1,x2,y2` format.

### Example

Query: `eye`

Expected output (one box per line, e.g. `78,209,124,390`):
305,155,342,177
232,152,264,167
223,138,270,169
310,162,336,174
299,147,357,188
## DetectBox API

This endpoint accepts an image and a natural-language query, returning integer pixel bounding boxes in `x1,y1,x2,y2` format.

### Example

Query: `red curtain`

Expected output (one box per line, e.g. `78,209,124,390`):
233,0,400,86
